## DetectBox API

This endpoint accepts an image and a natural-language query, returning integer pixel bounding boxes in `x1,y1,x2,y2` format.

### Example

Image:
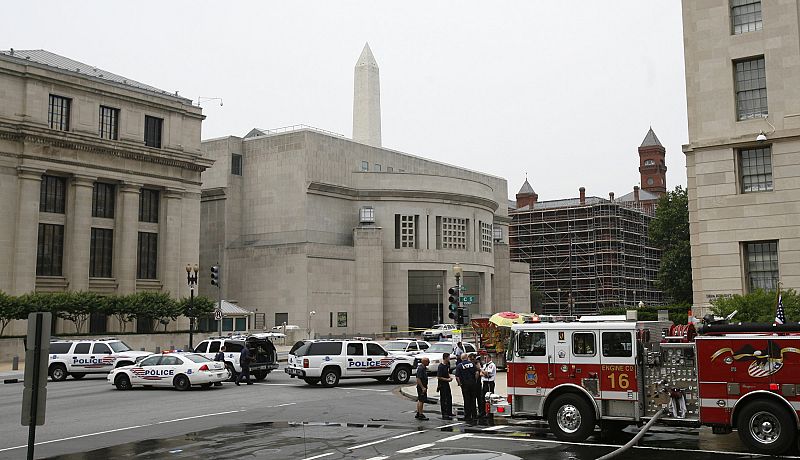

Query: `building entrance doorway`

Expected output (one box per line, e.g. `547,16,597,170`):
408,270,444,329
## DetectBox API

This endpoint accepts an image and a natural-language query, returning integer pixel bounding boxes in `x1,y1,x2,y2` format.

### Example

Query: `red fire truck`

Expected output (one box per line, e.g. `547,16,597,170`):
492,315,800,455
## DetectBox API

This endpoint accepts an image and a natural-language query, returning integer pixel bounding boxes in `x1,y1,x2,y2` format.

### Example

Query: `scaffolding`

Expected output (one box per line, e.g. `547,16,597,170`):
510,198,664,315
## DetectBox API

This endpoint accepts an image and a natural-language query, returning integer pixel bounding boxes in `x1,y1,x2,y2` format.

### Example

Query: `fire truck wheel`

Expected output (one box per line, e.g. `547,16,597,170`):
737,399,795,455
547,393,596,442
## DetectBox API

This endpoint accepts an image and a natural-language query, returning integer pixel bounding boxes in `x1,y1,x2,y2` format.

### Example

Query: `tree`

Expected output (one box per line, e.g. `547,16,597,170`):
53,291,101,333
0,291,29,336
648,186,692,304
102,295,137,333
179,295,216,318
130,292,180,331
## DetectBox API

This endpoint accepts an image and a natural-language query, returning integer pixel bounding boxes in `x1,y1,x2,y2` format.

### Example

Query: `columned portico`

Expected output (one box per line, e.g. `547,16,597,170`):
117,183,141,294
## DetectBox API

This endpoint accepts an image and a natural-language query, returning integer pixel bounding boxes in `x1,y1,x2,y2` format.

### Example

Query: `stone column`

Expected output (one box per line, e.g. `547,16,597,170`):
13,166,45,295
67,175,96,291
354,225,383,335
161,188,184,298
116,182,141,294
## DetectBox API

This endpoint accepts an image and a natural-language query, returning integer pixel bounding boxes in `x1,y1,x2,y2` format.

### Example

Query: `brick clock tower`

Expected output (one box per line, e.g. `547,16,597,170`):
638,127,667,196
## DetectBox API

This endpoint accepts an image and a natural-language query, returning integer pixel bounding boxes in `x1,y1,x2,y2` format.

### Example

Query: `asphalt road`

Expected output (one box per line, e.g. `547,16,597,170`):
1,367,799,460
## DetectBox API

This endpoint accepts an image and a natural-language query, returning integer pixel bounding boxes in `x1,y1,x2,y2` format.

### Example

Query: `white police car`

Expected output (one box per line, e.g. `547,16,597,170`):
108,352,227,390
285,339,415,387
193,334,279,381
48,338,152,381
383,339,431,356
414,341,478,372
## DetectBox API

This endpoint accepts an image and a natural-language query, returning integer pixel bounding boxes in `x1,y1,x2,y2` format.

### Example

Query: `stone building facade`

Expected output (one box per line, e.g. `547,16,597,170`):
682,1,800,311
0,50,211,334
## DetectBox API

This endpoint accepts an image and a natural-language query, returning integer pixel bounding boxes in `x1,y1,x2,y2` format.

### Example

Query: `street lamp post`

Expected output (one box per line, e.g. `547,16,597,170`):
185,264,198,349
307,310,316,339
436,284,442,325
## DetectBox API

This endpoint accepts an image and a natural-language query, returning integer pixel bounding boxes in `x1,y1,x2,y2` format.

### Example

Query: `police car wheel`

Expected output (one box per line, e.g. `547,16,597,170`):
49,364,68,382
173,374,191,391
547,393,596,442
114,374,132,391
321,368,340,387
737,399,795,455
71,373,86,379
392,366,411,384
304,378,320,386
374,376,389,383
253,371,268,381
225,363,237,382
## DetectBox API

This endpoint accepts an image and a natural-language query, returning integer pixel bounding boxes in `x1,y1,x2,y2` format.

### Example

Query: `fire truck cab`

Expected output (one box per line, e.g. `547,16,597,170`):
498,315,800,455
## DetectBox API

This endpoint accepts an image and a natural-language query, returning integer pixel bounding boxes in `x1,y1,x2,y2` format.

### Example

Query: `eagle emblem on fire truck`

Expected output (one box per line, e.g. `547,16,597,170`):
711,342,800,378
525,365,538,386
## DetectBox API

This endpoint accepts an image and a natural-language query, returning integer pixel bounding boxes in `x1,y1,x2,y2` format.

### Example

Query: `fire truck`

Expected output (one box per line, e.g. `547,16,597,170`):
492,314,800,455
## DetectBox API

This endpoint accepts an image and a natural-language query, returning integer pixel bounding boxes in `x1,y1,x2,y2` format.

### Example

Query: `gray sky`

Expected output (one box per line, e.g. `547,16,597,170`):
7,1,687,201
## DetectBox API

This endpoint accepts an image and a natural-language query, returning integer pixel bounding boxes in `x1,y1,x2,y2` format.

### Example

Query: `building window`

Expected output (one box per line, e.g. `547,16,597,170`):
437,216,467,250
360,161,369,171
90,228,113,278
493,226,503,241
231,153,243,175
395,214,418,249
480,221,493,253
36,224,64,276
375,163,382,172
275,312,288,328
137,232,158,279
744,240,778,292
39,175,66,213
739,146,773,193
337,312,347,327
387,166,393,172
144,115,163,148
735,56,768,121
644,159,655,166
48,95,71,131
99,106,119,140
731,0,762,35
89,312,107,334
92,182,116,218
139,189,160,223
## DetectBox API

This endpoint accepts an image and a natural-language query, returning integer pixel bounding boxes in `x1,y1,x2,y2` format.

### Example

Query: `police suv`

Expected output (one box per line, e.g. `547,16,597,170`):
285,339,415,387
48,338,152,381
193,334,279,381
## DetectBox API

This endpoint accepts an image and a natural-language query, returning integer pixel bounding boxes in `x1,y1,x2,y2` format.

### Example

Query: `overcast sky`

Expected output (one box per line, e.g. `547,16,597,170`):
7,1,687,201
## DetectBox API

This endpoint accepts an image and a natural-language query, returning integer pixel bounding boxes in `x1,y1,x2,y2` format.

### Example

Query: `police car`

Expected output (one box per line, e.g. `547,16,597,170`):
413,341,478,372
421,324,457,341
107,351,227,390
193,334,279,381
383,339,431,356
48,338,152,381
285,339,415,387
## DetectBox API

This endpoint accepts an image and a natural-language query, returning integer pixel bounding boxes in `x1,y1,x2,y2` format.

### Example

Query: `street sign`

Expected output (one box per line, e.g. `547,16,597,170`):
22,312,50,427
460,295,475,304
452,329,462,343
214,309,223,321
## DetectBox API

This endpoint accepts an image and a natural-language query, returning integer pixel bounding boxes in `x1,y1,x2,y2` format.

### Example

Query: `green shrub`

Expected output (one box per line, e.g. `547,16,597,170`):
711,289,798,323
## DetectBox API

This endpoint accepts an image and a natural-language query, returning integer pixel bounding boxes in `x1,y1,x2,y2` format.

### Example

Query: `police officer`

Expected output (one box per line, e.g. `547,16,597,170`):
415,357,430,420
236,345,252,386
455,353,479,422
437,352,454,420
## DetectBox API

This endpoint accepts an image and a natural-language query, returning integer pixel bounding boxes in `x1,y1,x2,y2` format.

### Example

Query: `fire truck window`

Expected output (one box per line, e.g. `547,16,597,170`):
572,332,596,356
602,332,633,357
518,331,546,356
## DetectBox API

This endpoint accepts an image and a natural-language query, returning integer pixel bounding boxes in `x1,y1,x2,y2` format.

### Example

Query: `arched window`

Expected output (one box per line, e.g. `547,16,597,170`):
644,159,656,166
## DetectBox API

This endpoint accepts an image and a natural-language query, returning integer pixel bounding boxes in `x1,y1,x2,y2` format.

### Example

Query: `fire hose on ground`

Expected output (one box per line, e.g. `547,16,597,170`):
595,408,665,460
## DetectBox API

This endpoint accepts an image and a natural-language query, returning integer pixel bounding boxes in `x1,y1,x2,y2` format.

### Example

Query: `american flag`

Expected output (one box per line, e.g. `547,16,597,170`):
775,294,786,325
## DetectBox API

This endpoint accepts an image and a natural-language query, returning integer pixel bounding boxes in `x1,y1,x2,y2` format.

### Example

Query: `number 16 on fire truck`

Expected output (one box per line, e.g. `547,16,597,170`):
492,315,800,456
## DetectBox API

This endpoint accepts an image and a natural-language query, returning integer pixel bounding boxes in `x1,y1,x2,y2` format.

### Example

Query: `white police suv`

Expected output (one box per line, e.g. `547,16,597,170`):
285,339,415,387
48,338,152,381
108,352,227,390
193,334,279,381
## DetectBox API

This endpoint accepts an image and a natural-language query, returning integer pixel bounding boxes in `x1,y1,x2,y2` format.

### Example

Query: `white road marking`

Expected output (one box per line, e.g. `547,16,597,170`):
436,433,472,443
270,402,297,408
468,434,800,458
364,456,389,460
300,453,334,460
434,422,463,429
0,410,245,453
481,425,507,431
252,383,295,386
335,387,389,392
349,430,425,450
396,443,435,453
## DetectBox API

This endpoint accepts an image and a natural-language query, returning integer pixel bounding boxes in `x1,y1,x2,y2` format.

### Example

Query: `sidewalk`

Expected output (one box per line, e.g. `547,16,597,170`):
400,370,507,407
0,360,24,384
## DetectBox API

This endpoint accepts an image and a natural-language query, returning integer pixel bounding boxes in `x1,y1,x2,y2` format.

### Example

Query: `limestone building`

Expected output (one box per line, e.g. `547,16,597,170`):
199,45,530,335
0,50,211,334
682,1,800,311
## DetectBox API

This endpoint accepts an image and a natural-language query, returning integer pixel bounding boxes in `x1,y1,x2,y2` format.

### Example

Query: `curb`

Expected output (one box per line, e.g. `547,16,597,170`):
399,385,464,408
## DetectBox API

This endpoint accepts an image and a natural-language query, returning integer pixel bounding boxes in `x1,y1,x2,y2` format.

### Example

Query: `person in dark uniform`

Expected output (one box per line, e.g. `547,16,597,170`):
236,345,252,386
415,357,430,420
213,345,226,386
474,354,487,419
455,353,478,422
437,352,454,420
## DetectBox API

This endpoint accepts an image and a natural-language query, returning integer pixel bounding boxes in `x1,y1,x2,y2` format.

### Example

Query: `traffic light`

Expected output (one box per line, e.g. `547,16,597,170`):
457,306,469,325
447,286,459,321
210,265,220,287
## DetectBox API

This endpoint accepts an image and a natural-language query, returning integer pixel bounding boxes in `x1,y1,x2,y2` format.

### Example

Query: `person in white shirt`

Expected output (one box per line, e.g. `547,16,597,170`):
481,354,497,396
